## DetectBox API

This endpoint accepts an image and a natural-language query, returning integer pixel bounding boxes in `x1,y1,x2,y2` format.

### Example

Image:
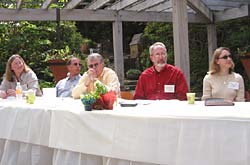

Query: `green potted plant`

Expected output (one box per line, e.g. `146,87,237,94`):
126,69,141,80
237,45,250,101
43,46,82,83
237,46,250,80
80,38,95,54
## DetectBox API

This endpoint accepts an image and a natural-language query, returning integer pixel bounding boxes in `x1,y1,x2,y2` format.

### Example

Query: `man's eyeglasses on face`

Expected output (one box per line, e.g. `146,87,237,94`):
218,54,232,60
154,53,166,57
88,62,100,68
72,63,82,67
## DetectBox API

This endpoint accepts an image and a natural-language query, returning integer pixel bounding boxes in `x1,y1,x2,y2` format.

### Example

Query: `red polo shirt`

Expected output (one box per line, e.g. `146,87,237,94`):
134,64,189,100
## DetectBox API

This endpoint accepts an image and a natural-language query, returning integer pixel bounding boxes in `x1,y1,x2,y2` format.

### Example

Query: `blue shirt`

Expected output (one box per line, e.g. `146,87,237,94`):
56,74,81,97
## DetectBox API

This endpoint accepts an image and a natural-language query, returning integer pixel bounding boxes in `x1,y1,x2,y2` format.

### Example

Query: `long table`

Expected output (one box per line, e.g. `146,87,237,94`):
0,97,250,165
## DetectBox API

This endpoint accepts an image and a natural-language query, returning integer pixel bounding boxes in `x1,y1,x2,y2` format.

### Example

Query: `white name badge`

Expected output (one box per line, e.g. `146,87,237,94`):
164,85,175,93
227,81,239,90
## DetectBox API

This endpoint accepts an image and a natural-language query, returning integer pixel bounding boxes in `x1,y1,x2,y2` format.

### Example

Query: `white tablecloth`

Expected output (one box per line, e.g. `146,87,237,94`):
1,97,250,165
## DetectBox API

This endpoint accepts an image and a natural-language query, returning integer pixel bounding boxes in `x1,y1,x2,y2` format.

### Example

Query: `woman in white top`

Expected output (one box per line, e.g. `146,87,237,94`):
202,47,245,101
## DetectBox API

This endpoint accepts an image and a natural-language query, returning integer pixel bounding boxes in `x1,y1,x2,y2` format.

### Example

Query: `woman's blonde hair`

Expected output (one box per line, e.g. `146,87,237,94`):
4,54,30,82
209,47,234,74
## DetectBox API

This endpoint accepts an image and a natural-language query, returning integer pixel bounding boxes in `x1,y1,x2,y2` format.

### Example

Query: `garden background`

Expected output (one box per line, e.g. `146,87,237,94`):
0,18,249,97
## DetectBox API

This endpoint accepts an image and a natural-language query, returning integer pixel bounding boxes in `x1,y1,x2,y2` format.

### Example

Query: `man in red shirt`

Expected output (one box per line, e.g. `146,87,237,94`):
134,42,189,100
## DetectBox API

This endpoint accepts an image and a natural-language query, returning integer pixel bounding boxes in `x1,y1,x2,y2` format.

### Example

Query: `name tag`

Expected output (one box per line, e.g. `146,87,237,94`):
228,82,239,90
164,85,175,93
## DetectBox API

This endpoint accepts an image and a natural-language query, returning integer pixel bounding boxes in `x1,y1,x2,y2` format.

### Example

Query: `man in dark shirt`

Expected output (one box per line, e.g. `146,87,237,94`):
134,42,189,100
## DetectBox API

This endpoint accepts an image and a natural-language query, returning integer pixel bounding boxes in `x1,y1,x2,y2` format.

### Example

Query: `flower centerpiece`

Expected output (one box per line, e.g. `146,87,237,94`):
80,92,97,111
80,82,117,110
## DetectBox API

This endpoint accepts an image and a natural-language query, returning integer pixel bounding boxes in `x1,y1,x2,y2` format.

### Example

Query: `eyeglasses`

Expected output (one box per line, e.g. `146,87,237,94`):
218,54,232,60
72,63,82,67
88,62,100,68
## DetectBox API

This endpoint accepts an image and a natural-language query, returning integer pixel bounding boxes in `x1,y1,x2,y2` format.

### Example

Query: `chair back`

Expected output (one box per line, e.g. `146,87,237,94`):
120,91,134,100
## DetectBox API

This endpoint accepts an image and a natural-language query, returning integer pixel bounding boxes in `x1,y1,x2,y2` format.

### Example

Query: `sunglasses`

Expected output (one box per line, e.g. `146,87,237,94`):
72,63,82,66
218,54,232,60
88,62,100,68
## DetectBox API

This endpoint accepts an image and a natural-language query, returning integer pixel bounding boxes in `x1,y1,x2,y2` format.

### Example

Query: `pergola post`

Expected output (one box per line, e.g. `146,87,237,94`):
207,24,217,64
112,19,124,86
172,0,190,88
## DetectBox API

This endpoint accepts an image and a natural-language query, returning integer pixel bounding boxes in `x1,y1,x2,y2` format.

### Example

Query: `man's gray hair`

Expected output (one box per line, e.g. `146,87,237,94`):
87,53,104,63
149,42,167,55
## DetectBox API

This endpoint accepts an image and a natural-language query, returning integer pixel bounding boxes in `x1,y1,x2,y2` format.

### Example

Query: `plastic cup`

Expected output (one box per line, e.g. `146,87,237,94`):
26,90,36,104
186,93,195,104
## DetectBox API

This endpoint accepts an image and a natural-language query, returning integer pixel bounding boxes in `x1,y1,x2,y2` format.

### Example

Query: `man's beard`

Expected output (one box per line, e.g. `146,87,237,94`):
156,62,166,68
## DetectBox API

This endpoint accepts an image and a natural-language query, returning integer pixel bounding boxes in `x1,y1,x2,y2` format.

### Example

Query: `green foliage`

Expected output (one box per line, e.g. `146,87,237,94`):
43,45,86,62
141,18,250,95
80,82,107,105
44,46,71,61
126,69,141,75
0,21,88,84
95,82,108,96
39,80,55,89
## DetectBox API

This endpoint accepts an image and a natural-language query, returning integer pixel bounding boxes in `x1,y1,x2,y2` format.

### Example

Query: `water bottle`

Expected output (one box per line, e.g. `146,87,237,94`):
16,82,23,100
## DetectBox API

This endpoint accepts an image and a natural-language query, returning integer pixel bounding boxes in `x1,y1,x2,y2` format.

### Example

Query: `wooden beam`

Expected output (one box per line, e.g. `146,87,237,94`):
118,10,172,22
64,0,82,9
0,9,57,21
146,0,172,12
107,0,138,10
127,0,166,11
16,0,22,9
172,0,190,88
187,0,213,22
214,5,250,22
113,20,125,86
42,0,55,9
60,9,116,21
60,9,208,23
87,0,113,10
202,0,245,8
0,8,208,23
207,24,217,64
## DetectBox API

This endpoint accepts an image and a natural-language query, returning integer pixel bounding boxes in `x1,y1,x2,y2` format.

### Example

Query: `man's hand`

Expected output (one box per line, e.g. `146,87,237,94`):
85,68,97,87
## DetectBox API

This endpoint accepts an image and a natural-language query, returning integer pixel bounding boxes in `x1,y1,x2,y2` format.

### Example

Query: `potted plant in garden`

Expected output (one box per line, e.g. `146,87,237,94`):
238,46,250,80
44,46,73,83
126,69,141,80
237,45,250,101
80,38,95,54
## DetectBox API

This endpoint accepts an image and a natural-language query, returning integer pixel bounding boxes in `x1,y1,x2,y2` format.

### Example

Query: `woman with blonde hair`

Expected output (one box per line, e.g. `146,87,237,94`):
0,54,42,99
202,47,245,101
